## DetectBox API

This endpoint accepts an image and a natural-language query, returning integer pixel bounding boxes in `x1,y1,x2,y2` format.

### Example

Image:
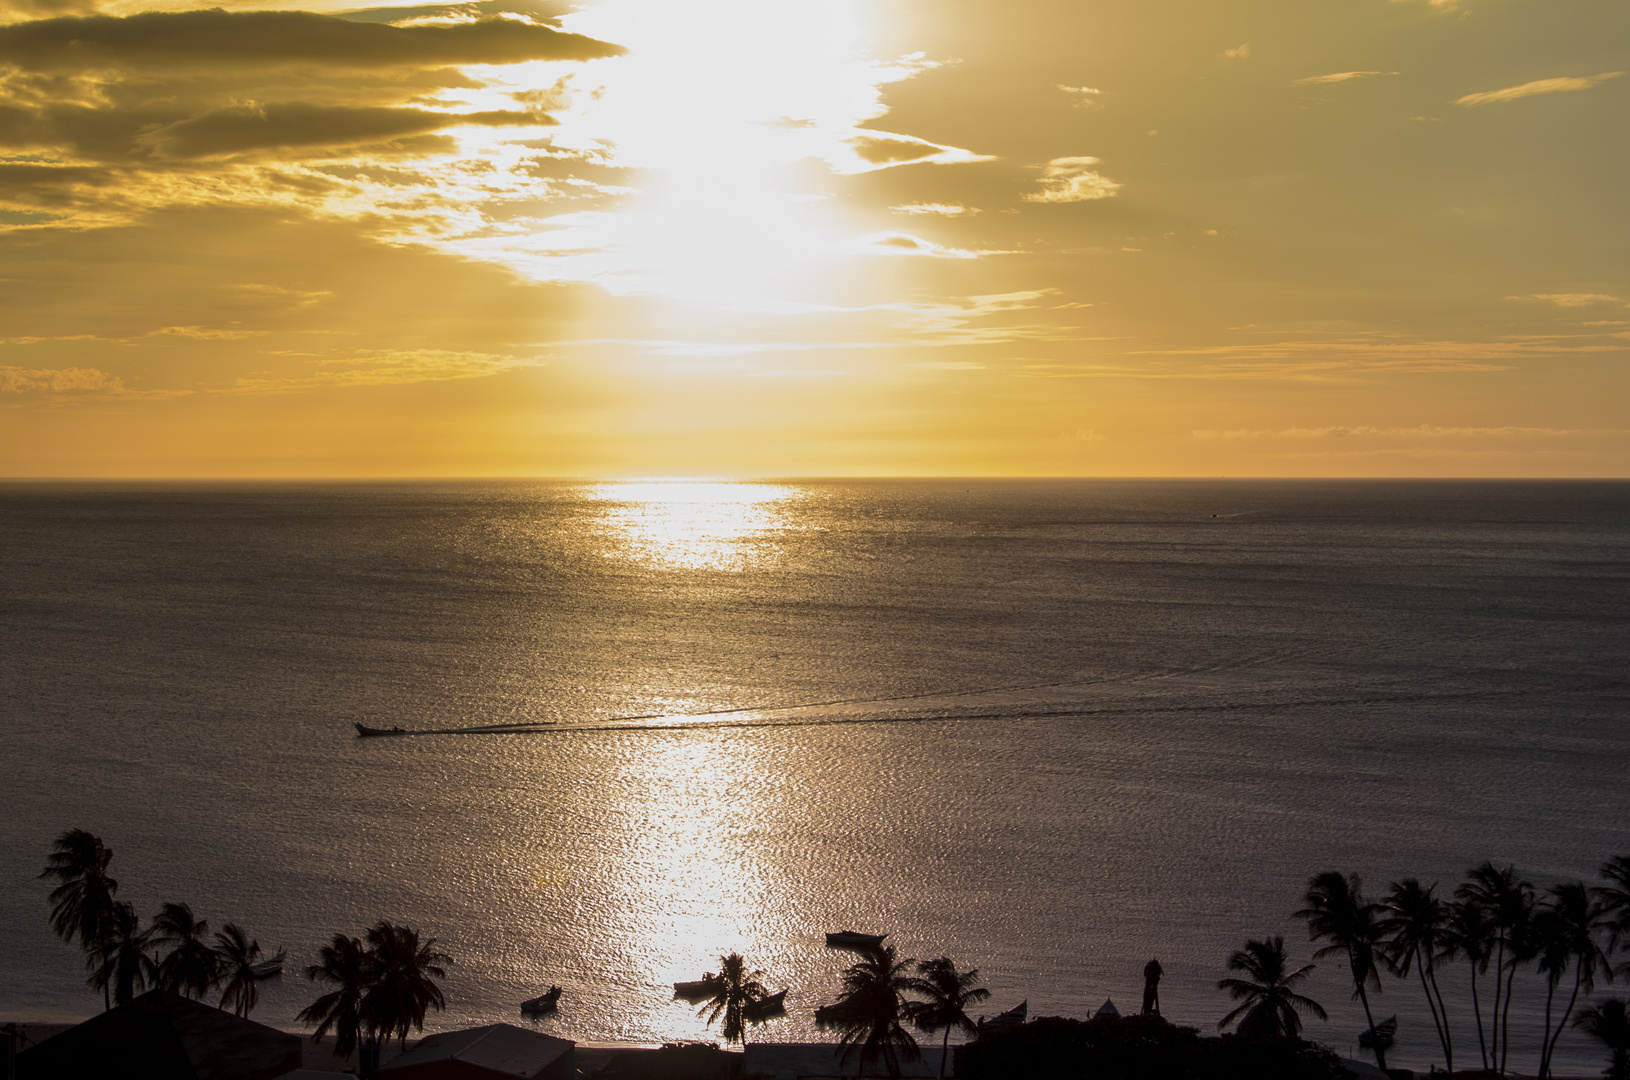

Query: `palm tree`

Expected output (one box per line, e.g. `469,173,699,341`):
1574,999,1630,1080
1298,871,1386,1069
152,902,218,999
213,923,264,1018
359,921,451,1048
86,902,155,1007
902,957,989,1079
1459,862,1534,1075
697,952,767,1047
298,934,370,1060
816,944,922,1078
1444,896,1497,1070
39,830,119,1008
1380,878,1454,1073
1535,882,1611,1079
1595,856,1630,971
1216,936,1327,1037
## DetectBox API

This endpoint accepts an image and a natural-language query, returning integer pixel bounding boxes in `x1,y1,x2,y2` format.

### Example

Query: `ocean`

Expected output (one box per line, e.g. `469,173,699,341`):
2,479,1627,1073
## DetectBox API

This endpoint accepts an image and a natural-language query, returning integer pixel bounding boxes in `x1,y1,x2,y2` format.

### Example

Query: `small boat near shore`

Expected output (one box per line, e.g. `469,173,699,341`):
674,974,721,1002
744,989,787,1021
825,930,886,950
250,948,287,979
1358,1016,1396,1050
354,723,408,737
979,1000,1026,1030
521,986,562,1014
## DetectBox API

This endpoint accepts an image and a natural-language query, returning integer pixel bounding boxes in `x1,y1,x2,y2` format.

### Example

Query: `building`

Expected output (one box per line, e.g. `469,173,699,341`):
377,1023,574,1080
16,989,301,1080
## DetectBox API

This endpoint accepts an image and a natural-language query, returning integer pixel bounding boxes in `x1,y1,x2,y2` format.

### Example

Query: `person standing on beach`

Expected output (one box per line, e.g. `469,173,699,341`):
1141,958,1163,1015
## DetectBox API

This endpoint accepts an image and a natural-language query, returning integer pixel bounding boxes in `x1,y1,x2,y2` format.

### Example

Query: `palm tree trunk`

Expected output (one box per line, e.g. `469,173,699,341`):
940,1026,950,1080
1538,977,1557,1079
1490,937,1506,1073
1469,958,1490,1070
1543,966,1585,1080
1427,965,1453,1074
1416,963,1448,1072
1500,953,1519,1074
1349,946,1386,1072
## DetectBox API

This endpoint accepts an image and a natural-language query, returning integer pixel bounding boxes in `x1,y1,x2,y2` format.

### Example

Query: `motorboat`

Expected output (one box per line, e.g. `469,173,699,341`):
250,949,287,979
824,931,886,949
355,723,408,737
744,989,787,1021
521,986,562,1014
673,975,721,1002
1358,1016,1397,1050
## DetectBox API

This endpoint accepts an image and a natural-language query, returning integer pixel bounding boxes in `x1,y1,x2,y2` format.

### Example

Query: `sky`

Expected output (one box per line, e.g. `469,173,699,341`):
0,0,1625,477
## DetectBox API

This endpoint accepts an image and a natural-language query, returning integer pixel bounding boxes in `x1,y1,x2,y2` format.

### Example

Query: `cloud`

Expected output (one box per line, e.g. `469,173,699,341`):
0,10,622,73
1455,72,1624,107
136,103,549,159
1022,156,1122,203
1058,85,1103,108
890,203,980,217
0,365,125,393
1223,44,1249,60
225,349,543,393
1293,71,1399,85
1194,425,1622,439
848,232,991,259
1527,293,1623,308
850,135,946,165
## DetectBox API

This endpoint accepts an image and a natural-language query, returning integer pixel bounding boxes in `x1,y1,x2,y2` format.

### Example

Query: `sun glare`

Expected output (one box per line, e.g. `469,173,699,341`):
589,480,801,571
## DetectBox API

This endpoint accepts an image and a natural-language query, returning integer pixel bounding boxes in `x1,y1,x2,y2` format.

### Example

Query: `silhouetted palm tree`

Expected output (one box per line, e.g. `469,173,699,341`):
1380,878,1454,1073
87,902,155,1008
1298,871,1386,1069
298,934,370,1059
1217,936,1327,1038
817,945,922,1078
1444,895,1497,1070
214,923,264,1018
152,902,217,999
1595,856,1630,971
697,952,767,1047
902,957,989,1079
1535,882,1611,1079
39,830,119,1008
1574,999,1630,1080
360,921,451,1048
1459,861,1534,1075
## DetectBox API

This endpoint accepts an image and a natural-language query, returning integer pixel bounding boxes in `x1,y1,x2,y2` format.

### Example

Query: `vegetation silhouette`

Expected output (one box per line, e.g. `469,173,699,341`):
696,952,767,1047
1297,871,1386,1069
1459,861,1535,1074
817,943,923,1078
213,922,264,1018
87,901,155,1008
152,902,218,999
297,933,370,1059
902,956,989,1078
1444,893,1497,1070
1379,878,1454,1072
1535,881,1611,1079
39,830,118,1010
1574,999,1630,1080
360,921,452,1048
1216,936,1326,1038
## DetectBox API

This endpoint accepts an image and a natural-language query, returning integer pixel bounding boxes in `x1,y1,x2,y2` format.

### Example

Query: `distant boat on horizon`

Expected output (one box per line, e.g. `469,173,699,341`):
354,723,407,737
743,989,787,1021
673,974,720,1002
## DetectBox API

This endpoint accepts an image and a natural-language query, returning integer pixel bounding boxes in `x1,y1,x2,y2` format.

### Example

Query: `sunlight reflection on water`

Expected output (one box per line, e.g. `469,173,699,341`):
588,480,802,572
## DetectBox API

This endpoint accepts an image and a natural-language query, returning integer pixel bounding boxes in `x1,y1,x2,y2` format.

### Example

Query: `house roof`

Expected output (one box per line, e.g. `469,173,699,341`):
380,1024,573,1079
17,989,302,1080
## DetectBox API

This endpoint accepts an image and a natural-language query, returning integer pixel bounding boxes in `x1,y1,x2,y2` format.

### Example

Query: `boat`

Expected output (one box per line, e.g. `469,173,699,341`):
673,974,721,1002
250,948,287,979
814,1003,844,1025
1358,1016,1397,1050
521,986,562,1014
978,1001,1027,1030
824,931,887,949
355,723,408,737
743,989,787,1022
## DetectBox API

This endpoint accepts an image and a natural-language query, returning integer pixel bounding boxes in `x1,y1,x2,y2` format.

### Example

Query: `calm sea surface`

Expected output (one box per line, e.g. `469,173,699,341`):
2,480,1628,1072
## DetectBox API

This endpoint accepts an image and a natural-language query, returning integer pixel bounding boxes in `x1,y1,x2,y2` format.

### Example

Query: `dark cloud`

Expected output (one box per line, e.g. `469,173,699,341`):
0,9,623,73
851,135,942,165
140,103,549,159
0,161,113,207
